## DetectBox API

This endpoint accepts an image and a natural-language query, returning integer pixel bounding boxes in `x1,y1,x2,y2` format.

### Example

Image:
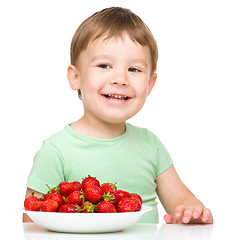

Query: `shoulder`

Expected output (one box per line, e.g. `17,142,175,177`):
45,124,71,143
126,123,168,152
126,123,158,141
37,124,72,154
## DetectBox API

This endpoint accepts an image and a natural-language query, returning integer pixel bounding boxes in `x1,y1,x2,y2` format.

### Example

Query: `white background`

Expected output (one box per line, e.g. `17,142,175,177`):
1,0,228,223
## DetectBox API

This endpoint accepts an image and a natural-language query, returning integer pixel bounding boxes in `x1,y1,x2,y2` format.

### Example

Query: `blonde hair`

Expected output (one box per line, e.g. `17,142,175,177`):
70,7,158,98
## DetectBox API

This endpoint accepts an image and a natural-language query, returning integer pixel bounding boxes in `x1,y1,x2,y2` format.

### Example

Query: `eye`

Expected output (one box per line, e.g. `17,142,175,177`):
98,64,111,69
128,67,141,72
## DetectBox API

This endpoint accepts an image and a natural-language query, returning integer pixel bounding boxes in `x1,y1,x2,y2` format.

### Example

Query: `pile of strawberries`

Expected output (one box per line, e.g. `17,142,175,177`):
24,176,142,213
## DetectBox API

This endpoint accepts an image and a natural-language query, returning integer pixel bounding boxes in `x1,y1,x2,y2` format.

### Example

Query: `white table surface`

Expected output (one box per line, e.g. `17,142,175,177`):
2,222,223,240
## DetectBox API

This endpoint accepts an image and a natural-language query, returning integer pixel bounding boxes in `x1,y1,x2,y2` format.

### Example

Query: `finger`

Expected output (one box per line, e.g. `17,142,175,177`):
192,206,203,219
164,214,174,224
182,206,195,223
202,208,213,223
164,214,178,224
174,205,185,220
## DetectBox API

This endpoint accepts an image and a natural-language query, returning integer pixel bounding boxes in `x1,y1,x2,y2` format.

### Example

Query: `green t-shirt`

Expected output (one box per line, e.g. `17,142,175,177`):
27,123,173,223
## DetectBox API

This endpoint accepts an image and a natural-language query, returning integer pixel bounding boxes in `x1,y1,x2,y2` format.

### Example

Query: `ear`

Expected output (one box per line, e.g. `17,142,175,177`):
147,73,157,96
67,65,80,90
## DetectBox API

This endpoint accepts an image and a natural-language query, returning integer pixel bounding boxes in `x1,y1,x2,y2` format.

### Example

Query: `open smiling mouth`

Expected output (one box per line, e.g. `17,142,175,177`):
103,94,130,101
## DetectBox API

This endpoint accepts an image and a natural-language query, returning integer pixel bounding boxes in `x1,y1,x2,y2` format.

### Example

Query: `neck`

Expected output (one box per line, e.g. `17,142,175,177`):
70,115,126,139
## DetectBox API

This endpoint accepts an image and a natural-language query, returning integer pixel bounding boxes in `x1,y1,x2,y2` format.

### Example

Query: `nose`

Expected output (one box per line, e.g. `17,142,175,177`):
111,69,129,86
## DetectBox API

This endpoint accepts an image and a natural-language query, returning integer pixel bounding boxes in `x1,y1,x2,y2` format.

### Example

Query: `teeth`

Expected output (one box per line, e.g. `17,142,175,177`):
108,94,127,98
109,98,124,101
105,94,129,101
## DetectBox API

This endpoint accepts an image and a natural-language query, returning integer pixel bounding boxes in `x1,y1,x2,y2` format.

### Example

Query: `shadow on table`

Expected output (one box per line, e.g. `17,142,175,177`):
23,223,158,240
156,224,213,240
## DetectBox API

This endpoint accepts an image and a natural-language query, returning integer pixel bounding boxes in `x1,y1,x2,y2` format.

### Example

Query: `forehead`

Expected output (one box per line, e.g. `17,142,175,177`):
83,32,151,63
90,31,144,47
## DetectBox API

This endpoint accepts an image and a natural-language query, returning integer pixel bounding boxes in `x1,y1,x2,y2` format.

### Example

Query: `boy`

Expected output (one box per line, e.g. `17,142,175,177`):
24,7,213,224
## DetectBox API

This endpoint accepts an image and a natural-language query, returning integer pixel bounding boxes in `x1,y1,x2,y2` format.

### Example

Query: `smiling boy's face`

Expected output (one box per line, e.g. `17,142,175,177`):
68,32,157,125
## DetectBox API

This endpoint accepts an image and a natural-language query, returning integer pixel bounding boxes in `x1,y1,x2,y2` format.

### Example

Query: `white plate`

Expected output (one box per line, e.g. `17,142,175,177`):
23,205,152,233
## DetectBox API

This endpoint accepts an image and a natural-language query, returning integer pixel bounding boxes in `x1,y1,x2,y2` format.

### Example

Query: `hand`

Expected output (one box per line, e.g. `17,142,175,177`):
164,205,213,224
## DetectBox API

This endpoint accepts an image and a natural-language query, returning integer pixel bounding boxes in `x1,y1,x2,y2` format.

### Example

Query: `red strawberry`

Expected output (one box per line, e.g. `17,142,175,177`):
97,201,117,213
103,190,120,206
108,182,117,191
65,191,84,205
84,183,103,204
24,193,42,211
40,184,57,201
58,204,81,213
48,193,65,209
117,198,139,212
40,199,58,212
41,193,51,202
134,199,142,211
81,201,96,213
130,193,142,211
101,183,116,193
116,190,131,199
130,193,143,204
71,181,81,191
58,181,76,197
81,176,100,190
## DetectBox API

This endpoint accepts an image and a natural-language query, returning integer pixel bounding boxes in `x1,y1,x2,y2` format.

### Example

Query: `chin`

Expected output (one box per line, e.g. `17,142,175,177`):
102,114,134,125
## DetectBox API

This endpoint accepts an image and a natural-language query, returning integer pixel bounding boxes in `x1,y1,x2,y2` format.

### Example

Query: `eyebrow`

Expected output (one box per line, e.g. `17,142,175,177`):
90,55,113,62
132,58,148,67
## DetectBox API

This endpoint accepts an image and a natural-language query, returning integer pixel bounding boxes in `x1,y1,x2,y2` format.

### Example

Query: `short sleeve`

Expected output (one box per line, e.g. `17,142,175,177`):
155,136,173,176
26,140,65,193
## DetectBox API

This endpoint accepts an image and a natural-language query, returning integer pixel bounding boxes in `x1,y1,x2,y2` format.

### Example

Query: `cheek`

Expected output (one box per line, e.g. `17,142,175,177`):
135,81,149,98
80,79,103,105
80,73,97,93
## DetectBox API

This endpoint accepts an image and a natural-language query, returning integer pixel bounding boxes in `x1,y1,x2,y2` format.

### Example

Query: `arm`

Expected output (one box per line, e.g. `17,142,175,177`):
156,165,213,224
23,188,43,222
